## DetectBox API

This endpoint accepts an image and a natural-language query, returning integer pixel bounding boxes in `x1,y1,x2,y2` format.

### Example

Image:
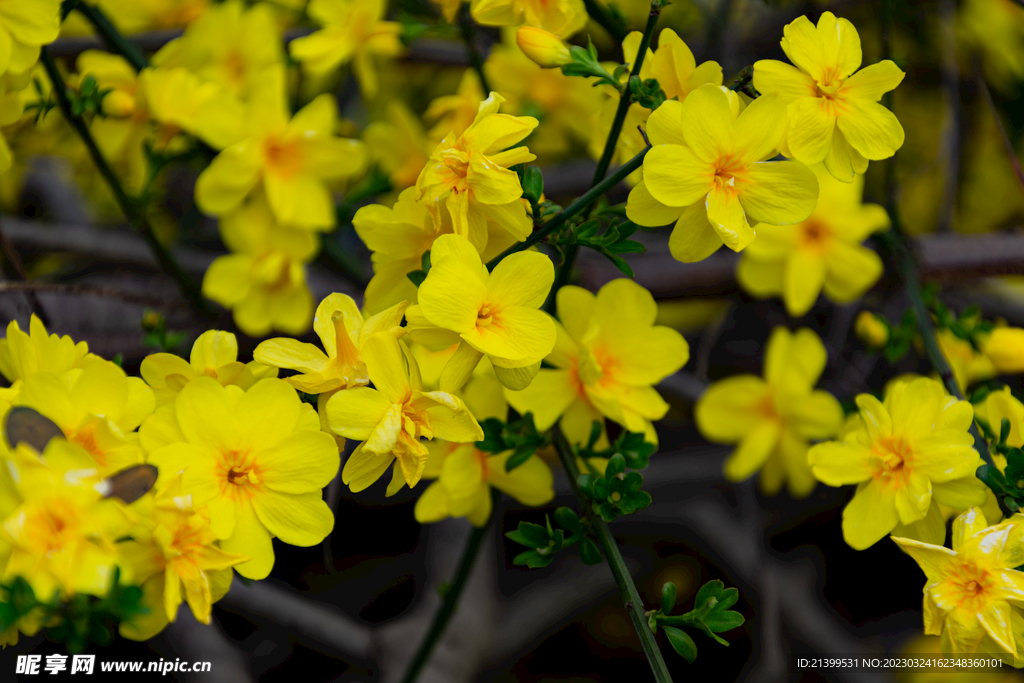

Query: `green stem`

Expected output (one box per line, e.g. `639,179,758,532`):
398,491,498,683
553,429,674,683
485,147,649,270
584,0,630,43
41,49,211,318
68,0,149,71
592,1,660,186
458,3,491,95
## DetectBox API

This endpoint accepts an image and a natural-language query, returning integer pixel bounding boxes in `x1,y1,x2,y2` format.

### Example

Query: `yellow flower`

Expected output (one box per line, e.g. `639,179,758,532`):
753,11,905,181
289,0,404,99
486,30,605,158
983,327,1024,375
515,27,572,68
0,439,133,600
809,377,988,550
939,329,996,393
140,66,220,142
152,0,283,99
90,0,210,34
696,327,843,497
737,165,888,316
143,377,340,580
424,69,485,141
118,474,247,641
14,360,155,476
470,0,588,38
201,191,318,337
415,442,554,526
326,332,484,495
893,508,1024,663
194,65,366,230
409,234,555,391
415,92,537,246
591,29,722,179
255,292,407,395
0,315,99,388
141,330,276,407
363,101,433,191
0,0,59,76
854,311,890,348
506,280,689,446
626,85,818,263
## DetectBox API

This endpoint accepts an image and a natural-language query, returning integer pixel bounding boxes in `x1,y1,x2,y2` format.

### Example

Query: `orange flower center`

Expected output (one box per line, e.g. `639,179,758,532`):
712,154,748,195
798,218,833,252
262,136,303,179
217,450,262,501
477,302,498,327
23,498,83,555
947,562,992,612
874,436,913,487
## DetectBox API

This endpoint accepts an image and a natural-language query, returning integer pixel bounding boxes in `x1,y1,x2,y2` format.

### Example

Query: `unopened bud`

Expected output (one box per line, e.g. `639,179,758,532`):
855,311,889,348
516,27,572,68
101,89,136,118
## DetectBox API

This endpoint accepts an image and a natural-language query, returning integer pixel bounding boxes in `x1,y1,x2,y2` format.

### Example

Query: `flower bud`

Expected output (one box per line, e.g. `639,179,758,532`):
983,326,1024,373
855,311,889,348
516,27,572,68
101,89,136,118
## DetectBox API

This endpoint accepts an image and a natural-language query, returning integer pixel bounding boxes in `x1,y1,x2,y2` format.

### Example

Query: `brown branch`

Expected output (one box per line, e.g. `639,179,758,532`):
0,281,187,309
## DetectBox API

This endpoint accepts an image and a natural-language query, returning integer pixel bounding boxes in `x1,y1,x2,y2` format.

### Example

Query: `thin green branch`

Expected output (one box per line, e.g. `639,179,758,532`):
66,0,149,71
398,491,498,683
458,3,491,95
40,49,211,318
584,0,630,44
592,1,661,186
486,146,649,270
552,429,674,683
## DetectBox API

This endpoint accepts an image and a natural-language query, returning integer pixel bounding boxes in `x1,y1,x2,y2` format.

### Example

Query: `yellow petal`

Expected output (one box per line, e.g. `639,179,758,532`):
251,489,334,547
706,187,755,252
258,430,339,494
221,500,275,580
842,60,905,102
723,420,781,481
842,479,899,550
695,375,770,442
627,181,684,228
784,249,826,316
487,250,554,309
680,84,733,162
325,387,394,439
741,160,819,226
342,443,394,491
786,97,836,165
668,201,722,263
752,59,816,99
643,144,713,208
439,342,485,393
835,98,905,160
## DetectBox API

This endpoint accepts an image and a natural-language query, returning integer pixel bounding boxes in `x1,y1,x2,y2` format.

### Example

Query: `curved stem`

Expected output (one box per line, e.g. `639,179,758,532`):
398,491,498,683
458,3,491,95
40,49,211,318
485,147,649,270
67,0,149,71
552,429,674,683
584,0,630,43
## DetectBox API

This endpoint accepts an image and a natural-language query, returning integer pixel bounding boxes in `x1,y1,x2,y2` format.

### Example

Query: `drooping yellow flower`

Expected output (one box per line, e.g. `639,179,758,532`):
143,377,340,580
255,293,406,394
696,327,843,497
363,100,433,192
591,29,723,180
939,328,996,393
289,0,404,99
486,30,605,158
141,330,276,407
753,11,906,182
194,65,366,230
14,360,155,476
415,92,537,245
809,377,988,550
118,474,247,641
737,165,888,316
0,0,59,76
0,439,133,600
0,315,99,389
409,234,555,392
326,332,484,495
152,0,283,99
415,442,554,526
506,279,689,446
424,69,486,141
470,0,587,38
201,191,318,337
893,508,1024,663
412,343,510,423
626,85,818,263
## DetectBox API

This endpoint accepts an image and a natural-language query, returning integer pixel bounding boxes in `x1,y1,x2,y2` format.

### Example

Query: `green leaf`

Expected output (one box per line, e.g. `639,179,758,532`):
703,610,745,633
421,250,432,273
504,444,536,472
406,270,427,287
516,522,551,548
695,580,724,610
579,536,602,565
606,453,626,478
712,587,739,612
663,626,697,663
521,165,543,204
661,582,677,614
553,507,581,532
